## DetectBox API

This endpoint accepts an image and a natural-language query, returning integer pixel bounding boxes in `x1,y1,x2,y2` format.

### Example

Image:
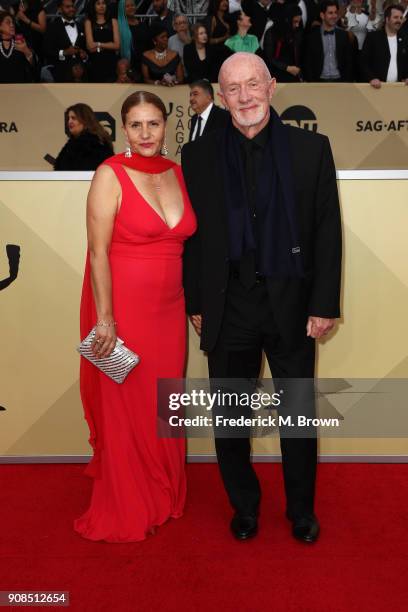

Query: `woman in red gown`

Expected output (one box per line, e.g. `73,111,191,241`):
74,91,197,542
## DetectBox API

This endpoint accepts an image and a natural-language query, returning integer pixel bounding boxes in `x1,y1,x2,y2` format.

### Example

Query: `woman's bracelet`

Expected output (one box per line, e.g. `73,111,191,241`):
96,320,117,327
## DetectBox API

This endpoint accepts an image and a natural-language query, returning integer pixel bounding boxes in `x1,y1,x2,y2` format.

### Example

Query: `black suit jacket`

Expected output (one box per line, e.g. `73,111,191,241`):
401,17,408,39
182,121,342,352
304,26,353,81
360,30,408,82
188,105,230,142
241,0,272,40
43,17,87,82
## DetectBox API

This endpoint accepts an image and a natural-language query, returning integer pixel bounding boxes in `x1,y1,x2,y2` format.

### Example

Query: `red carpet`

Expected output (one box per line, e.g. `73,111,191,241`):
0,463,407,612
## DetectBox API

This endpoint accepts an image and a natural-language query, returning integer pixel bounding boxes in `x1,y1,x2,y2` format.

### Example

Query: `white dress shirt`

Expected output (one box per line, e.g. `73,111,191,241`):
346,10,369,50
59,19,78,60
386,35,398,82
298,0,307,28
191,102,213,141
229,0,242,12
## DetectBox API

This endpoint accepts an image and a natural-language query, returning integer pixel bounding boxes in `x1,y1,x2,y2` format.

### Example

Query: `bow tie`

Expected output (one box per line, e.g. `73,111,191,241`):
324,29,335,35
63,21,76,27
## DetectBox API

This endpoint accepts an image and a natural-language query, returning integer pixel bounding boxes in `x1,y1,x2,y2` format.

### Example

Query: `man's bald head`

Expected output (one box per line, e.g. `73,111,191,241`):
219,53,272,92
218,52,276,137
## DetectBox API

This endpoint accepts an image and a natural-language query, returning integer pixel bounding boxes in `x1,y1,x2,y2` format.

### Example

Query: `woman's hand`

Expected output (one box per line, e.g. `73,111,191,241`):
15,38,30,55
92,323,117,359
16,8,30,23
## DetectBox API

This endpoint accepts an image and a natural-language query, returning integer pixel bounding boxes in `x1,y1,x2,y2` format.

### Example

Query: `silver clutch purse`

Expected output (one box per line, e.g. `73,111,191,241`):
77,327,140,384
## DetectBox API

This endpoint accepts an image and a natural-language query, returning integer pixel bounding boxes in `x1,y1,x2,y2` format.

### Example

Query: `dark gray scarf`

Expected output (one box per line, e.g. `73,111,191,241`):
221,107,304,278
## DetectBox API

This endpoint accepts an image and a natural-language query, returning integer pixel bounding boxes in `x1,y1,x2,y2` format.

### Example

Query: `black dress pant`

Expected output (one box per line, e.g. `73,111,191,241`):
207,275,316,519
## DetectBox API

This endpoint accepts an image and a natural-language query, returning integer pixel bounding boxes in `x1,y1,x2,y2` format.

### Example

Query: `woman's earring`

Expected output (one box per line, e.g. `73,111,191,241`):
125,140,132,158
161,138,168,157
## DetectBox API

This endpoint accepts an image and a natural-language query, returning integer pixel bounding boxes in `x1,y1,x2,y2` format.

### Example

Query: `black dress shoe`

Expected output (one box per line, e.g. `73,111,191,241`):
291,514,320,543
230,513,258,540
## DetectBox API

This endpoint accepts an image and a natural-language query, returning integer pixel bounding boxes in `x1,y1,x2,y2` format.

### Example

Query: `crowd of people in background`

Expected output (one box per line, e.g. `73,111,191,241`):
1,0,407,85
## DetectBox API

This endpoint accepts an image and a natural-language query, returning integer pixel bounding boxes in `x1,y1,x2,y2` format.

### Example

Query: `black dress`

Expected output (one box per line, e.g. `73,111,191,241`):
54,131,114,171
0,41,35,83
88,20,118,83
203,15,234,81
263,26,304,83
129,21,150,81
141,53,180,82
206,15,229,41
16,0,44,62
183,43,211,82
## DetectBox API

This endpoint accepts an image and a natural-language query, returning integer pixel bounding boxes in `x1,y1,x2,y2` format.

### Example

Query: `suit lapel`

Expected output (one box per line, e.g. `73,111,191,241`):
60,18,82,48
213,129,228,240
382,30,391,65
59,18,74,48
396,35,406,77
202,105,215,136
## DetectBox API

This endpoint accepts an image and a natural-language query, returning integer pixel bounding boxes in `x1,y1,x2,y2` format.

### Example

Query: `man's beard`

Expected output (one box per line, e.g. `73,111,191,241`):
233,105,267,127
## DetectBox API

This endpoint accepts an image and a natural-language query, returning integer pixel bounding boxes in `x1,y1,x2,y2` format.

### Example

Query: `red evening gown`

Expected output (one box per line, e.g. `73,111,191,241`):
74,161,197,543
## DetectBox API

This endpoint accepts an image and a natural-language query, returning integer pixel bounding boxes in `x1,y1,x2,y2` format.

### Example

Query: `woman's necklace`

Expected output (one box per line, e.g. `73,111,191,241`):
154,49,167,61
0,40,15,59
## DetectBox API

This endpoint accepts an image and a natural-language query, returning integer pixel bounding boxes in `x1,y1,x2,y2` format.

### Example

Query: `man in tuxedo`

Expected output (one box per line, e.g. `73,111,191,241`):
43,0,88,82
182,52,341,543
188,80,229,142
304,0,353,81
360,4,408,88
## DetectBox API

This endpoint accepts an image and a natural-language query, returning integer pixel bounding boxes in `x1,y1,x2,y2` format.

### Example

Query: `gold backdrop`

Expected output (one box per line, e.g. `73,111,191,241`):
0,83,407,170
1,177,407,459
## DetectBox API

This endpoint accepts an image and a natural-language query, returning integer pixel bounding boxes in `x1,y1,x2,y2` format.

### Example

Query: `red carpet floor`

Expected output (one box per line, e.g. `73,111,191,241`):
0,463,407,612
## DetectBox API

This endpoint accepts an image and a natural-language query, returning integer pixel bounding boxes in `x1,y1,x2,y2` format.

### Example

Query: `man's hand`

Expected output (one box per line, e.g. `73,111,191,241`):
307,316,335,339
287,66,301,77
64,46,79,57
369,78,381,89
189,314,202,336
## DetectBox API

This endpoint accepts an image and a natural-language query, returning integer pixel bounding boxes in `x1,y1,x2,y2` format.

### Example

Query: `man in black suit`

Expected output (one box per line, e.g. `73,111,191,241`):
43,0,88,82
182,52,341,543
148,0,175,37
304,0,353,81
241,0,273,40
360,4,408,88
188,79,230,142
401,0,408,36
